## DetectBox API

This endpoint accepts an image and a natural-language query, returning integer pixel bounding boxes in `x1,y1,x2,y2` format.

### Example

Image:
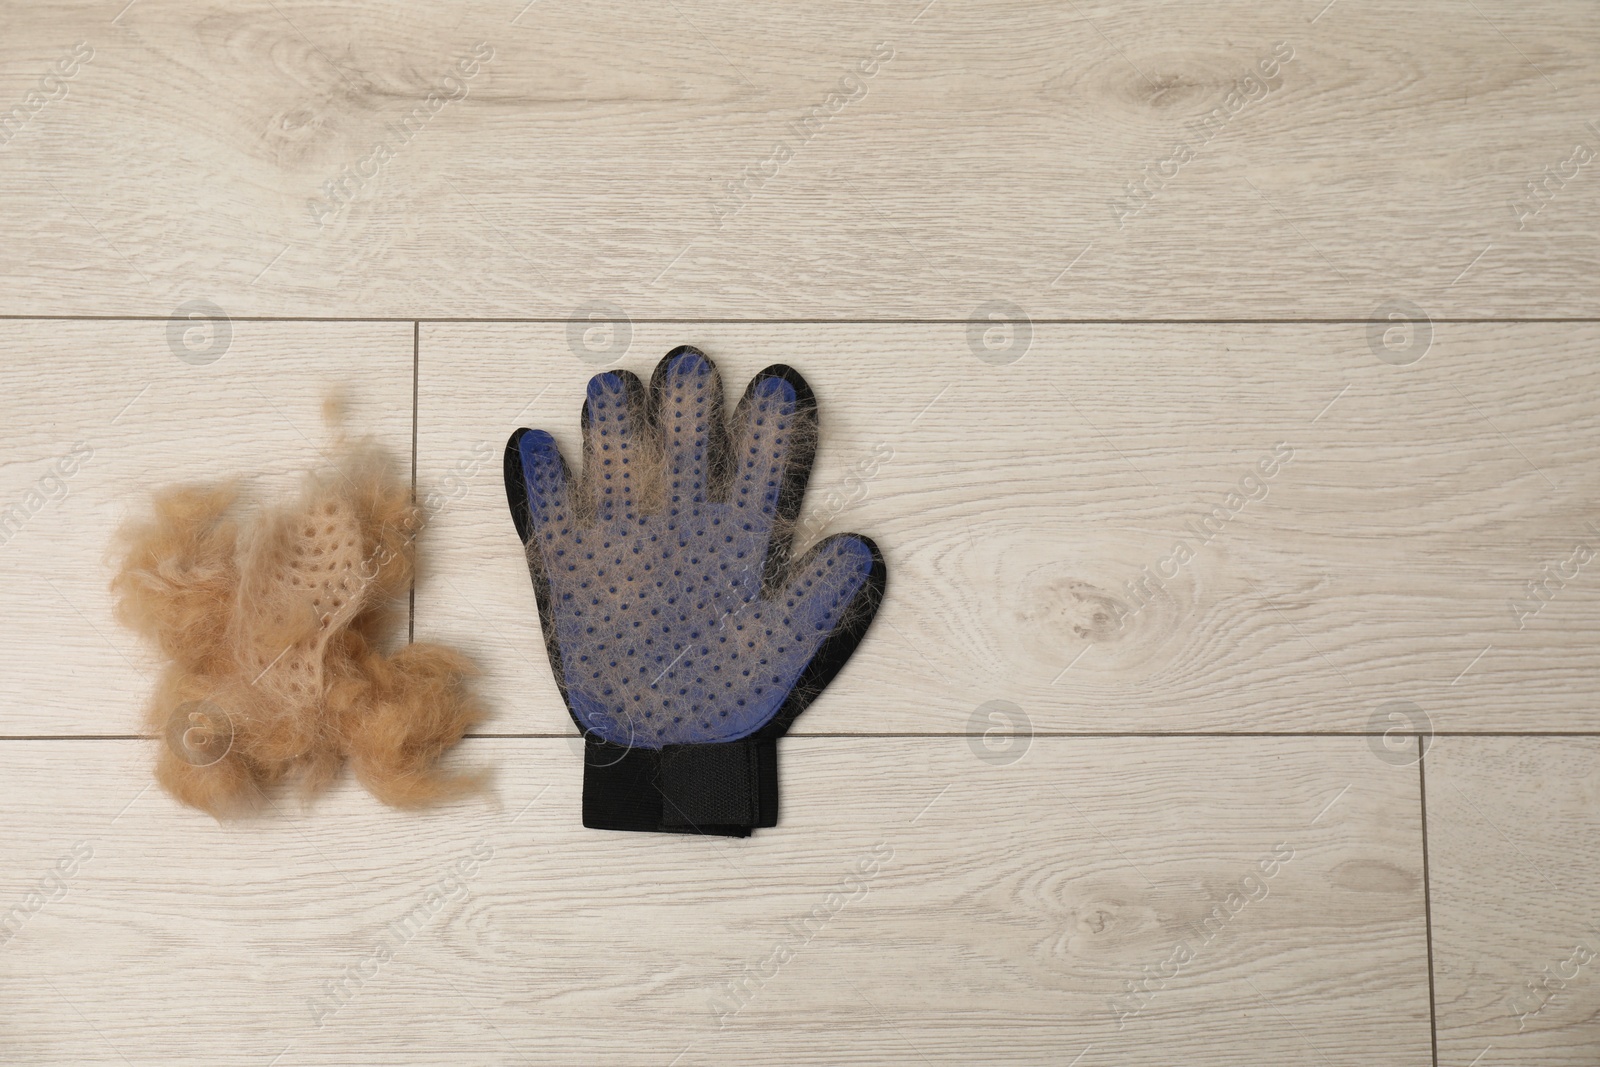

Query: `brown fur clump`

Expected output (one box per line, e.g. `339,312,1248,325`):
111,431,485,817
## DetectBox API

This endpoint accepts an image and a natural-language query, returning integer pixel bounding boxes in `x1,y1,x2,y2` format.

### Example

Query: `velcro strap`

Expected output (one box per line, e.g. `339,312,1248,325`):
658,742,760,828
581,738,778,836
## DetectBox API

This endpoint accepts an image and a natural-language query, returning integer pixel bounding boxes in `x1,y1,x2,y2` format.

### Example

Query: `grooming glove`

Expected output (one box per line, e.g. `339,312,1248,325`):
505,347,885,836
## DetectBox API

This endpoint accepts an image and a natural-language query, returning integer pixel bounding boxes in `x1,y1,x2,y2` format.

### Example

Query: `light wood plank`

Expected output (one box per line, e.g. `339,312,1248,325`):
0,736,1428,1065
0,319,415,736
418,321,1600,736
1427,737,1600,1067
0,1,1596,316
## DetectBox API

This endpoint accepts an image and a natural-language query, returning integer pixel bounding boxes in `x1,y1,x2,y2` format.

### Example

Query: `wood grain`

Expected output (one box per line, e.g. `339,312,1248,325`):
0,736,1429,1065
1426,737,1600,1067
1,1,1596,1058
418,321,1600,736
0,1,1596,317
0,318,414,737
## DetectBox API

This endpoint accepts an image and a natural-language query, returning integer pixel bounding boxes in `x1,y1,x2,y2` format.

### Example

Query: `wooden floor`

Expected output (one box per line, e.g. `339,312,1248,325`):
2,2,1598,1064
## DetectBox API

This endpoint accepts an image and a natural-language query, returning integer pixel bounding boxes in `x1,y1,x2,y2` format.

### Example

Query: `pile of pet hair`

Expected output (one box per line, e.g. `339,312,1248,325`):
111,412,483,816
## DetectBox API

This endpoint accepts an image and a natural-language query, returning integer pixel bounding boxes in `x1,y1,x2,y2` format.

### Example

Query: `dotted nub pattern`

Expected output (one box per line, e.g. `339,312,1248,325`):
518,350,874,747
246,495,369,703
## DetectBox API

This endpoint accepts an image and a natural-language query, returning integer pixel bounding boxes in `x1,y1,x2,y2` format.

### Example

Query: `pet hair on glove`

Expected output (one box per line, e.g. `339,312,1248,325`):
111,411,485,817
505,346,887,836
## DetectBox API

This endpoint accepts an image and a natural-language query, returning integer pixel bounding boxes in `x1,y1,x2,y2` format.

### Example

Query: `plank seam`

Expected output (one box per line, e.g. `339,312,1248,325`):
409,320,419,645
4,316,1600,325
6,731,1599,741
1418,741,1440,1067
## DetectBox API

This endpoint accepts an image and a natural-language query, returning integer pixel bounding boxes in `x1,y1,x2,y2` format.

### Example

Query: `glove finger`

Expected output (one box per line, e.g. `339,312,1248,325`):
581,370,649,525
514,428,576,535
649,346,726,509
742,532,884,742
778,533,879,656
728,366,817,553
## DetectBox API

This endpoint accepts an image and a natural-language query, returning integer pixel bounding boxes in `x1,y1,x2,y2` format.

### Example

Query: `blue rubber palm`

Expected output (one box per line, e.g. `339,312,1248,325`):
505,347,886,835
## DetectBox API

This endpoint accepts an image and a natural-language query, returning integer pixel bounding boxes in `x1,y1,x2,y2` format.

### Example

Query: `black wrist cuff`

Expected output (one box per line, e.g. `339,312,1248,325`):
581,737,779,836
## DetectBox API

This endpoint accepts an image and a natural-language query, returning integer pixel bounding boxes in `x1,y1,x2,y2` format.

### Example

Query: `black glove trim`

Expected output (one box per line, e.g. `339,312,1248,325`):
582,737,778,837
